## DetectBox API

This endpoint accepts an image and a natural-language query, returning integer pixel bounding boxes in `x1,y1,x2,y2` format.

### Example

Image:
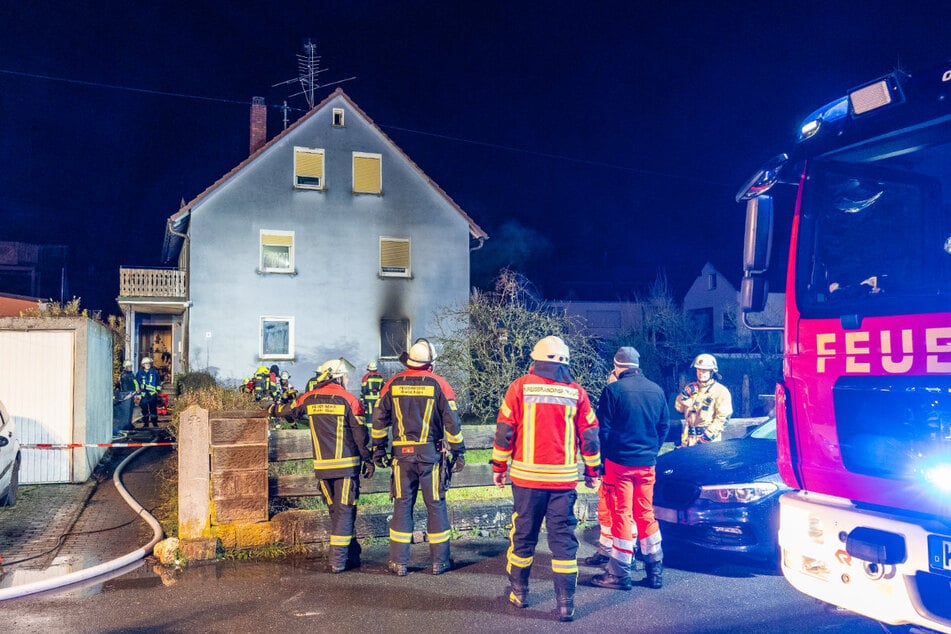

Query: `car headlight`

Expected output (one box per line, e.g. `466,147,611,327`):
697,482,778,504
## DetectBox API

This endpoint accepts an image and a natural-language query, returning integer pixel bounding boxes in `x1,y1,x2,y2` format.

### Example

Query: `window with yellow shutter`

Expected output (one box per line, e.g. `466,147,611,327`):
380,237,410,278
294,147,325,190
260,230,295,274
353,152,382,194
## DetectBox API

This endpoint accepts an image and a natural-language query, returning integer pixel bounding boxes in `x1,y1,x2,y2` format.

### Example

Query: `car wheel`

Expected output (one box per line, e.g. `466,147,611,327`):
1,455,19,507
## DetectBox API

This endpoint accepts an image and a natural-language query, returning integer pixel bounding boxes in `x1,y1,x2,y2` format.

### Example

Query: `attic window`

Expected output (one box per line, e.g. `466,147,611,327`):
380,237,410,278
294,147,325,190
353,152,382,194
332,108,345,127
260,230,295,274
707,273,717,290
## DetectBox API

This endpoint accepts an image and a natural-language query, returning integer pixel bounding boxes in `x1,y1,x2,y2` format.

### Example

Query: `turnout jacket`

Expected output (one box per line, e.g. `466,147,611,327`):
674,379,733,439
492,368,601,490
596,369,669,467
273,382,371,479
371,369,465,463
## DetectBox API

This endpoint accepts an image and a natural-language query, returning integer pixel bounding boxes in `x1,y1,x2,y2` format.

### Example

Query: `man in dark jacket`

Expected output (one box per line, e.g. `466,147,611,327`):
591,346,669,590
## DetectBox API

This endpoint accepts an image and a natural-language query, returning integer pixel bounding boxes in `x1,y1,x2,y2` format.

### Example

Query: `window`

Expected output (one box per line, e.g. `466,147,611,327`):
689,308,714,344
380,319,409,359
294,147,325,190
380,237,411,277
353,152,382,194
260,230,294,273
332,108,345,127
707,273,717,290
260,316,294,359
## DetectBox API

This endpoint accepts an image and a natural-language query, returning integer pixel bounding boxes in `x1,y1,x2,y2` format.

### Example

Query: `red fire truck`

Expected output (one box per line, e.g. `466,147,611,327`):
737,59,951,631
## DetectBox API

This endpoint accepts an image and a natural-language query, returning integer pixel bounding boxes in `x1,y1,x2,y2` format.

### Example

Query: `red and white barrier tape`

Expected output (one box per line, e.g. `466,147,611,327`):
21,442,176,449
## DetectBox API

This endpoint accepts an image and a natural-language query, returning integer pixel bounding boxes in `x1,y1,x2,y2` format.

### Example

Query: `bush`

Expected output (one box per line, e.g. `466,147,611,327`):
175,371,218,395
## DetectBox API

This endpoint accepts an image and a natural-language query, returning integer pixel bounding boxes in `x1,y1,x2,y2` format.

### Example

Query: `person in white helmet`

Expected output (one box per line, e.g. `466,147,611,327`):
135,357,162,428
360,360,384,417
675,353,733,446
269,358,374,573
371,338,466,577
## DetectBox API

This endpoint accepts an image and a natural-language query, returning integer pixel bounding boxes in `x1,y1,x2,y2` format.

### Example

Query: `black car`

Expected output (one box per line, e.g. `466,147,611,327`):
652,418,788,563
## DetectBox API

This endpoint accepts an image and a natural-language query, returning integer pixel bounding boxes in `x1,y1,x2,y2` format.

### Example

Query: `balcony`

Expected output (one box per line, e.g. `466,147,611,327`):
119,267,186,300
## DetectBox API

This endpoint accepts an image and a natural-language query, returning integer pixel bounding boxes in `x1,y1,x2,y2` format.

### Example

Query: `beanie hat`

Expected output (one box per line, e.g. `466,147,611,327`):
613,346,640,368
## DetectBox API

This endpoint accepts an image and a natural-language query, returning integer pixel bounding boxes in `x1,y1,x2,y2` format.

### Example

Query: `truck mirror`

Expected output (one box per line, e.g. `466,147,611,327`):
744,195,773,274
741,276,768,313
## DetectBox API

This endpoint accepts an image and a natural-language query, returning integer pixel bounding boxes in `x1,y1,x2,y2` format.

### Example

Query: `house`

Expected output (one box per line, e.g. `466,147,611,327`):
0,241,68,303
117,90,487,389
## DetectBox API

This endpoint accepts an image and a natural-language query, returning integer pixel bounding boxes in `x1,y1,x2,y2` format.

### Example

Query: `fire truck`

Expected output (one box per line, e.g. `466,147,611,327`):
737,59,951,631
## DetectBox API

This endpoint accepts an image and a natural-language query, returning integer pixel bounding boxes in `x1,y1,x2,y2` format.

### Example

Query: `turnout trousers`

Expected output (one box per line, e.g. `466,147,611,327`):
317,476,361,569
506,485,579,602
602,460,662,577
594,484,638,558
388,458,451,568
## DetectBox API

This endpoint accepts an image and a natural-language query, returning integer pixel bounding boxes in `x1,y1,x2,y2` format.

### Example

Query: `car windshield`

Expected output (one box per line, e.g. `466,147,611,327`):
749,418,776,440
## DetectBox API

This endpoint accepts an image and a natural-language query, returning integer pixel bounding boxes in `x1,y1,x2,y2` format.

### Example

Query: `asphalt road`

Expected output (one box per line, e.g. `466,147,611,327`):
0,534,885,634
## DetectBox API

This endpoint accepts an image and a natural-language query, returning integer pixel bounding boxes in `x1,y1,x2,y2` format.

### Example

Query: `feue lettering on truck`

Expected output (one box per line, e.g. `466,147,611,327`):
737,59,951,632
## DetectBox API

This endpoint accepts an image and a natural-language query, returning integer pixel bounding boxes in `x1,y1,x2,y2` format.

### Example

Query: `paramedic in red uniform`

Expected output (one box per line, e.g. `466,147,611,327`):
591,346,669,591
270,359,374,573
491,335,601,622
371,339,466,577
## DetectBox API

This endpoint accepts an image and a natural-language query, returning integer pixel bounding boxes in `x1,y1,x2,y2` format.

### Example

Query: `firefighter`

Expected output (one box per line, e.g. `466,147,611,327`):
268,359,374,573
491,336,601,622
675,353,733,446
591,347,669,591
360,361,384,417
135,357,162,428
371,339,465,577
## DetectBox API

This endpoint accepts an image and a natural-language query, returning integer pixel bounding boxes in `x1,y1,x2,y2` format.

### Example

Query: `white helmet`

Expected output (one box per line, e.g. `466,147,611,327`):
692,353,718,372
367,360,378,371
318,359,348,380
531,336,570,364
123,360,133,368
141,357,153,365
403,339,436,368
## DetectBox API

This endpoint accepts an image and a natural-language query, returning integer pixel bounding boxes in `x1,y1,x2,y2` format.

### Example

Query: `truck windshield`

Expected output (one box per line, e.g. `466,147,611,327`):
795,122,951,318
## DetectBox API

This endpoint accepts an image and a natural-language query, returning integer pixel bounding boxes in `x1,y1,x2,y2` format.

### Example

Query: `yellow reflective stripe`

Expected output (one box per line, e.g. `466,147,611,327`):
500,401,512,418
492,448,511,462
392,440,429,446
444,429,464,444
319,480,332,505
313,456,360,469
341,477,352,505
551,559,578,574
310,424,322,461
506,511,529,574
419,398,434,442
583,452,601,467
432,462,441,500
394,462,402,498
428,529,451,544
524,403,536,463
330,534,352,547
511,462,579,483
447,399,457,411
394,399,405,442
563,405,576,464
390,529,412,544
511,461,578,474
371,427,389,439
586,409,596,424
336,416,344,458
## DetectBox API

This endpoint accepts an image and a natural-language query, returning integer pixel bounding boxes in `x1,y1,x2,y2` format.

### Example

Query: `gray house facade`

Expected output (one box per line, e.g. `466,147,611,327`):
120,90,486,390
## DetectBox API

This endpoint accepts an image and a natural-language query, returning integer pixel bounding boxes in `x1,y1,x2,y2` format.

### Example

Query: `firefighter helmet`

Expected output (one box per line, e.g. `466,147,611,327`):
141,357,153,365
123,360,133,368
531,336,570,364
403,338,436,368
317,359,348,380
367,360,378,371
256,365,269,374
692,353,718,372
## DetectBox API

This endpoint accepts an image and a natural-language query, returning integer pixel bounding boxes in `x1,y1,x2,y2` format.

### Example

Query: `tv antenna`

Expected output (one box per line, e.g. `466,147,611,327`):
273,39,356,111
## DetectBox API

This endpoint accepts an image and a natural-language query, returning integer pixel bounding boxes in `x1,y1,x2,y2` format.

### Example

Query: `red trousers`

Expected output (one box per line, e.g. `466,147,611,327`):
603,460,661,573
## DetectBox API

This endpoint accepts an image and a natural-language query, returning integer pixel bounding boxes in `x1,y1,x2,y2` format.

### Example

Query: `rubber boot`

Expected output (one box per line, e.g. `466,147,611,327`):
507,564,531,608
553,572,577,622
431,539,451,575
644,550,663,589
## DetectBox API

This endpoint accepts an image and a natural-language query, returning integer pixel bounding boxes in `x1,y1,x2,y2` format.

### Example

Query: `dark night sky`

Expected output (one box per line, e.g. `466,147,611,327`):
1,1,948,314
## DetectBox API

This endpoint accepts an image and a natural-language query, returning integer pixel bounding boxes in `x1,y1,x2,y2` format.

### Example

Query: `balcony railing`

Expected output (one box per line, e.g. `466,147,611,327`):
119,267,186,298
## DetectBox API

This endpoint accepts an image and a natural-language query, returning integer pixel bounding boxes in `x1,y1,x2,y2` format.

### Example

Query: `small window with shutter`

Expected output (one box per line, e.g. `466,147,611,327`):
294,147,325,190
260,230,295,274
353,152,382,194
380,237,410,278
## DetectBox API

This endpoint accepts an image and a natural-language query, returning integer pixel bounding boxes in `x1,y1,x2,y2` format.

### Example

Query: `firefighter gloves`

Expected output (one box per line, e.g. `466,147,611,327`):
373,448,391,469
681,382,699,398
361,461,376,479
450,452,466,473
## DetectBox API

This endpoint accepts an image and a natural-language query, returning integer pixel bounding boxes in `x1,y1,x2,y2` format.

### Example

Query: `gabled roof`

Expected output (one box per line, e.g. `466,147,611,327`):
163,89,487,261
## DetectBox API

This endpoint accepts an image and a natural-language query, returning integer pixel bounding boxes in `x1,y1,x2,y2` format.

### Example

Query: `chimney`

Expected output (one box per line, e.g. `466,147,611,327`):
250,96,267,155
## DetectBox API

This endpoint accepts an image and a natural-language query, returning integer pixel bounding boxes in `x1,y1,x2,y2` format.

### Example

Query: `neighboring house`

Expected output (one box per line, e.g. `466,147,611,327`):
0,291,42,317
118,89,487,389
0,241,68,302
547,300,644,346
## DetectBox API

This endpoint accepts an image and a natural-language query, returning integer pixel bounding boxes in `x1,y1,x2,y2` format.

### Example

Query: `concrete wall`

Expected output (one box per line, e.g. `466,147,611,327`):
0,316,112,483
186,93,472,389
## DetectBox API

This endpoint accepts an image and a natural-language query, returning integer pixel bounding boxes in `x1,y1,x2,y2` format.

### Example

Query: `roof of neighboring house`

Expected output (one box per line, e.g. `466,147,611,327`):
0,292,42,317
163,88,487,261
